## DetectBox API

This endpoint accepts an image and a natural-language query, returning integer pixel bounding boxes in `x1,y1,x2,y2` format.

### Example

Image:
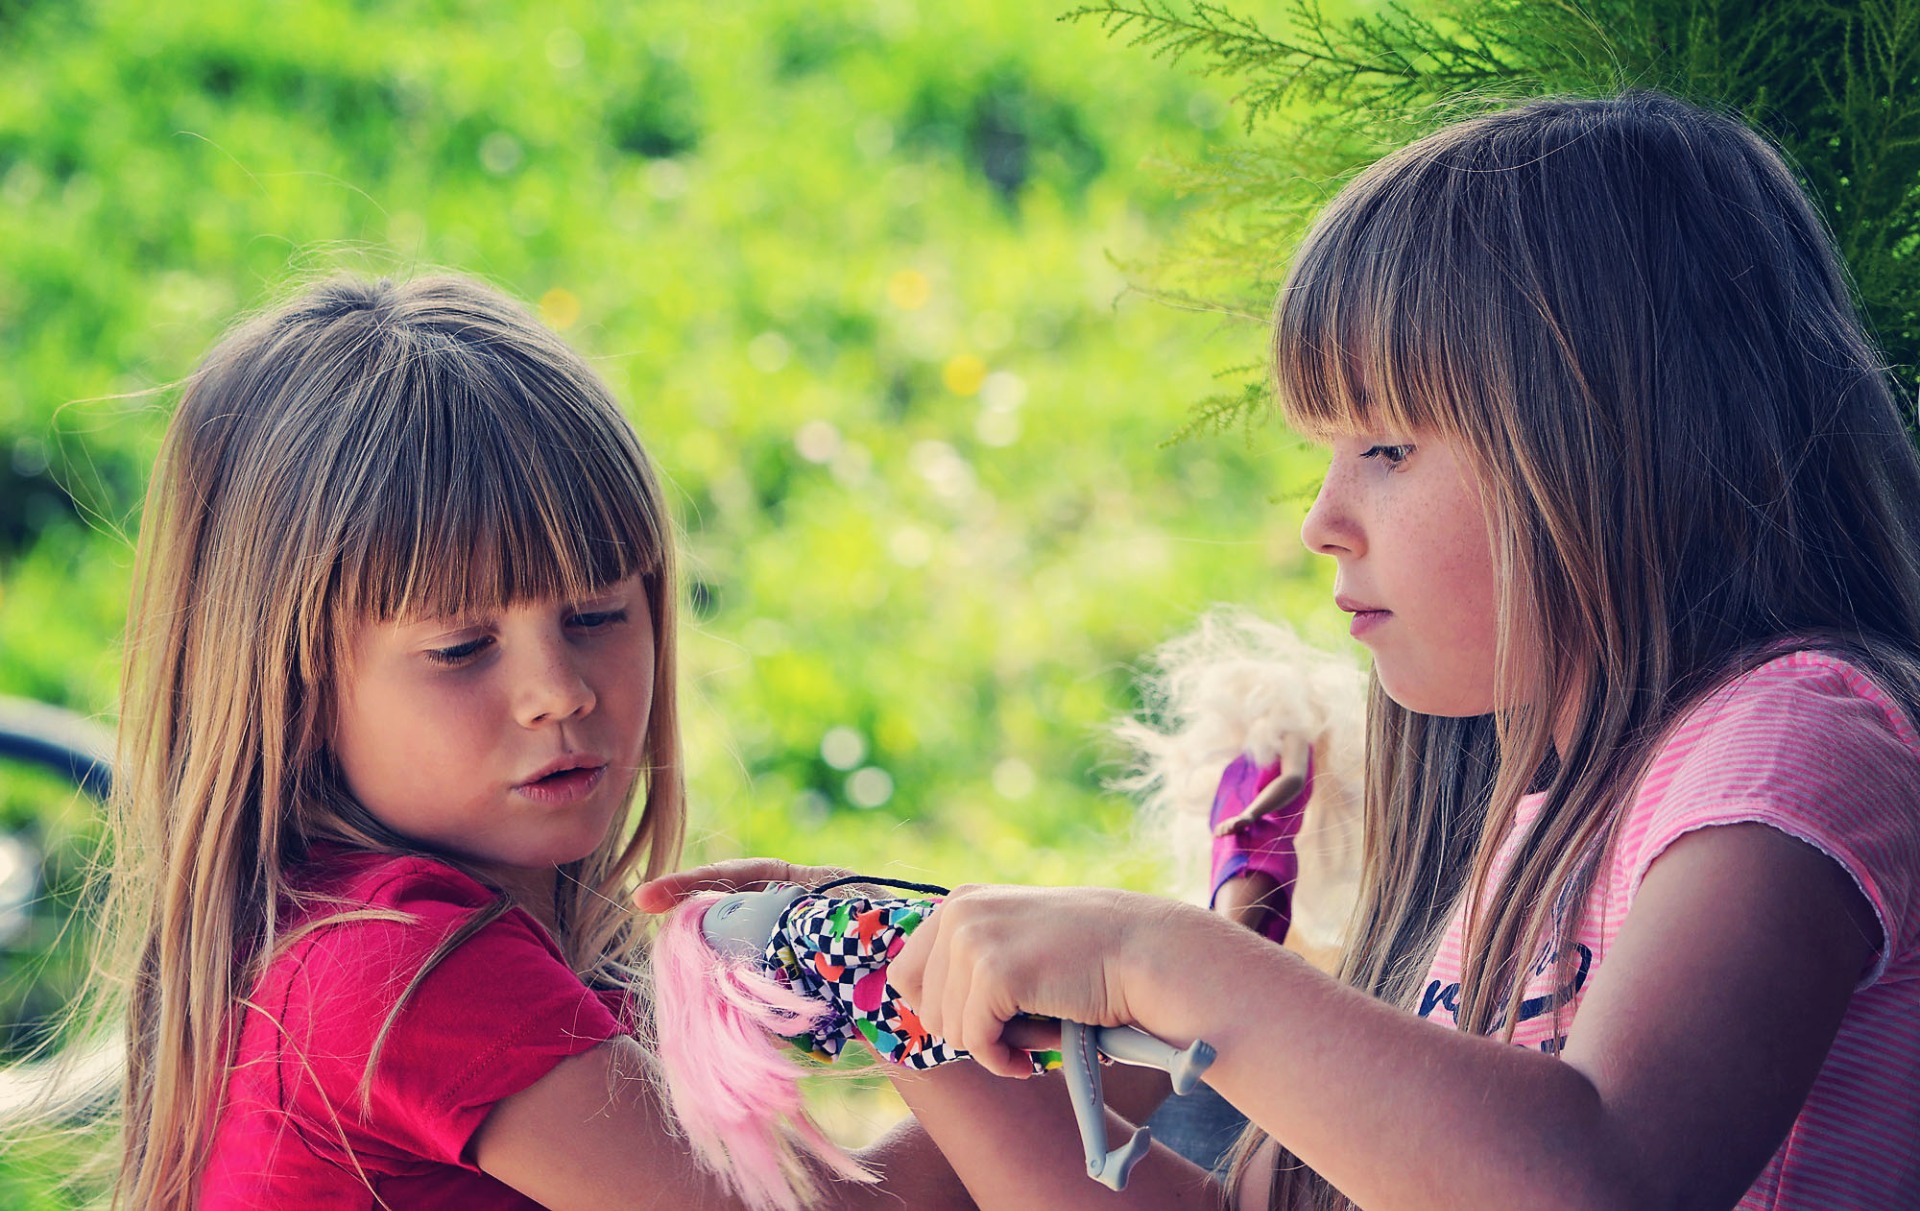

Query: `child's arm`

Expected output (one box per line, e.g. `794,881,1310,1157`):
888,1056,1222,1210
891,822,1877,1211
632,861,1226,1208
465,858,980,1210
471,1033,982,1210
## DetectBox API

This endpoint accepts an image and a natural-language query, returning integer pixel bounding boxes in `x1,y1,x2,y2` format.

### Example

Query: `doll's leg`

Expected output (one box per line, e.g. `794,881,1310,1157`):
1091,1025,1217,1097
1208,749,1312,944
1060,1020,1154,1191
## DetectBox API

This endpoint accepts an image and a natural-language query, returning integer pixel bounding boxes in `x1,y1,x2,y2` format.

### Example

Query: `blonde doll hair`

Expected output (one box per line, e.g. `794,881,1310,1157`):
92,274,684,1209
1112,608,1366,959
1245,91,1920,1209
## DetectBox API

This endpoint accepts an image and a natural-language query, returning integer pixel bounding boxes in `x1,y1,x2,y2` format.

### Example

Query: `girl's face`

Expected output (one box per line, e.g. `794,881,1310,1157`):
330,574,655,892
1300,430,1500,716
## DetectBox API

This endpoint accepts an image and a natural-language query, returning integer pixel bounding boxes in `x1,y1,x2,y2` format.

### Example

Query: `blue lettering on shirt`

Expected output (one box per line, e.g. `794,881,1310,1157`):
1418,942,1593,1031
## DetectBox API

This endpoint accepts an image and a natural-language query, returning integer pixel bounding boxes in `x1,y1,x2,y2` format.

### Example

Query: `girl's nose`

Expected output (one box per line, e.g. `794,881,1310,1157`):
517,648,597,727
1300,466,1363,558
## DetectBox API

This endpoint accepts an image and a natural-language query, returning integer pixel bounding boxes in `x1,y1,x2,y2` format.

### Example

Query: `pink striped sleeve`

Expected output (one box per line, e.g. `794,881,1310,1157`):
1619,652,1920,989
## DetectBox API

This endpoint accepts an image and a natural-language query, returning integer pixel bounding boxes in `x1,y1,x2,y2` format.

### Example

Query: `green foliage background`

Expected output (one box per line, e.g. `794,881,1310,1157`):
0,0,1348,879
0,5,1339,1190
1069,0,1920,432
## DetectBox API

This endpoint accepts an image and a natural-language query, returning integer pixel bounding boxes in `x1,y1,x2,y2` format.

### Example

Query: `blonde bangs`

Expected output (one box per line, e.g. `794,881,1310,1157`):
325,327,668,631
1273,134,1500,447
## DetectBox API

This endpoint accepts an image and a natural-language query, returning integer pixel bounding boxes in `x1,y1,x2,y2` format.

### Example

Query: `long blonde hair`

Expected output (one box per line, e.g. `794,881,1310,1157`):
94,274,684,1208
1244,91,1920,1208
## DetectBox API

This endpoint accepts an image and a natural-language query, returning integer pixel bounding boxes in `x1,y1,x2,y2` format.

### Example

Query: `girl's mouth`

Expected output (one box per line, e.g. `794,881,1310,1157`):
515,762,608,806
1348,609,1392,639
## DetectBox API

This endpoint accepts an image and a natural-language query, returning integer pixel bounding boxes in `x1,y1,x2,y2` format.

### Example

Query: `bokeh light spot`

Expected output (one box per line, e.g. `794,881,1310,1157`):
980,370,1027,412
479,131,523,175
748,331,792,373
943,354,988,396
539,287,581,330
846,766,894,809
887,269,932,311
795,419,841,464
646,159,690,200
546,27,586,70
821,726,867,770
976,410,1020,447
992,758,1036,800
888,525,933,567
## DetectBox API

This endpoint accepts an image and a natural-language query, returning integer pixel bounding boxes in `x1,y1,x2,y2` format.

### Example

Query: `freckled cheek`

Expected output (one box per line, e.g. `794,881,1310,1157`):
1434,521,1502,684
349,686,488,808
608,639,658,758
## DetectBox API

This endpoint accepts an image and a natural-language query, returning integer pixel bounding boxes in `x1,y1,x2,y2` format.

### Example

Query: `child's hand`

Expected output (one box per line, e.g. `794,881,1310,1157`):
889,883,1209,1079
631,858,852,914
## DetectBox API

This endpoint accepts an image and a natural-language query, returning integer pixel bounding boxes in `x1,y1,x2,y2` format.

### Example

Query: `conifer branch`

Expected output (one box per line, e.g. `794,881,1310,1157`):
1074,0,1920,434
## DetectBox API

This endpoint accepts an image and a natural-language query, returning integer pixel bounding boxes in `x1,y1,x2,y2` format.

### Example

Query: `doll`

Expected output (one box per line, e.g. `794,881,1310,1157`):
1113,608,1366,964
651,878,1215,1211
1107,610,1366,1175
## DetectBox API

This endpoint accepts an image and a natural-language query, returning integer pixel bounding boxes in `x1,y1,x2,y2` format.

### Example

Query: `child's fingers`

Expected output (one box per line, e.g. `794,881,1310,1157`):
631,859,849,912
914,888,1028,1078
931,927,995,1070
1002,1015,1062,1053
961,973,1027,1078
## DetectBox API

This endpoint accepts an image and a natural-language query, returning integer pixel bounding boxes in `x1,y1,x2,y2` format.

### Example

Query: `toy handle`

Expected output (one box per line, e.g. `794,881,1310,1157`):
1060,1021,1217,1191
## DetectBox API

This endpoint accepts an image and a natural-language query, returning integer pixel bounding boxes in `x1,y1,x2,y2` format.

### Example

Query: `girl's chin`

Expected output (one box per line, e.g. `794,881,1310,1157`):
1375,671,1497,718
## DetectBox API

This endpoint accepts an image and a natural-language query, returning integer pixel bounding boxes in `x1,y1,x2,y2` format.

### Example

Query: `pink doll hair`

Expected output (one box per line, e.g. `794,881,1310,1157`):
650,890,876,1211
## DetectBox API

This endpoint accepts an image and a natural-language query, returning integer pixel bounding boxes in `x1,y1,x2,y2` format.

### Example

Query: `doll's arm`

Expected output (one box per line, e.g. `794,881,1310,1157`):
1211,730,1313,837
888,1058,1222,1210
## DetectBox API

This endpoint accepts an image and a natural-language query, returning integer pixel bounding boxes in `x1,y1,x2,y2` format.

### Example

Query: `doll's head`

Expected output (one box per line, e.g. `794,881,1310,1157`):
702,885,809,961
651,889,874,1211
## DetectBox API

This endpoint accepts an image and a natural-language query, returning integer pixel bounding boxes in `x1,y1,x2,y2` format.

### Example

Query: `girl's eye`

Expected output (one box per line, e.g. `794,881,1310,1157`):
426,636,491,665
1359,443,1414,467
570,608,629,631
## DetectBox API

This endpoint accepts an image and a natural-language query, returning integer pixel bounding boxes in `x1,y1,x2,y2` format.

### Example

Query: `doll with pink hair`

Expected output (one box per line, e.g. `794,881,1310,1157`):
650,876,1215,1211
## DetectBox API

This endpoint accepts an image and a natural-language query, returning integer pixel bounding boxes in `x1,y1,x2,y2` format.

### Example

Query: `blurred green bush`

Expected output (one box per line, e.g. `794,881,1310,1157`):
0,0,1338,1076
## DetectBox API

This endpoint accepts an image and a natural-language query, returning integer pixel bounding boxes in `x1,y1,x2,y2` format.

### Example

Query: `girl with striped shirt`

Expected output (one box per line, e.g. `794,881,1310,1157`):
857,92,1920,1209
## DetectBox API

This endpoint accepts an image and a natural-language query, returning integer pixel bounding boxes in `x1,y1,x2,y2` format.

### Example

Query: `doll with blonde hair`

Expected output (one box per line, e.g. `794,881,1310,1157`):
1114,608,1366,966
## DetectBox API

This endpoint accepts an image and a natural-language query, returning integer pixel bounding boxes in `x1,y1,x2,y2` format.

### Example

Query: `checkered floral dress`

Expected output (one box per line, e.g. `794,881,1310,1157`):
761,894,962,1067
761,893,1056,1074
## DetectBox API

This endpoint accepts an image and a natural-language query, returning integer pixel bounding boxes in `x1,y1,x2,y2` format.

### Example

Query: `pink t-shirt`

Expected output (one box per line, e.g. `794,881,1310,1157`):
1419,650,1920,1207
200,849,627,1208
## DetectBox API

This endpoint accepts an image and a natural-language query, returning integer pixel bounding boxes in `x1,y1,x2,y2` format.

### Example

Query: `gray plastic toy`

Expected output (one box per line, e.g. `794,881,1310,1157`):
699,884,1218,1192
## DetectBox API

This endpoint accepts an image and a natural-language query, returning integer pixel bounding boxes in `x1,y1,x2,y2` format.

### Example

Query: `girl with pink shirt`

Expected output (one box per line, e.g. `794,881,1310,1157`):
650,92,1920,1208
79,275,968,1210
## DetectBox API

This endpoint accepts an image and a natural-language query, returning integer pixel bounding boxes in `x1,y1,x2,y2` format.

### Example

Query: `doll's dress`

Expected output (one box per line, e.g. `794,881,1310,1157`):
1206,750,1312,944
761,893,1054,1075
1151,751,1312,1176
762,894,957,1068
